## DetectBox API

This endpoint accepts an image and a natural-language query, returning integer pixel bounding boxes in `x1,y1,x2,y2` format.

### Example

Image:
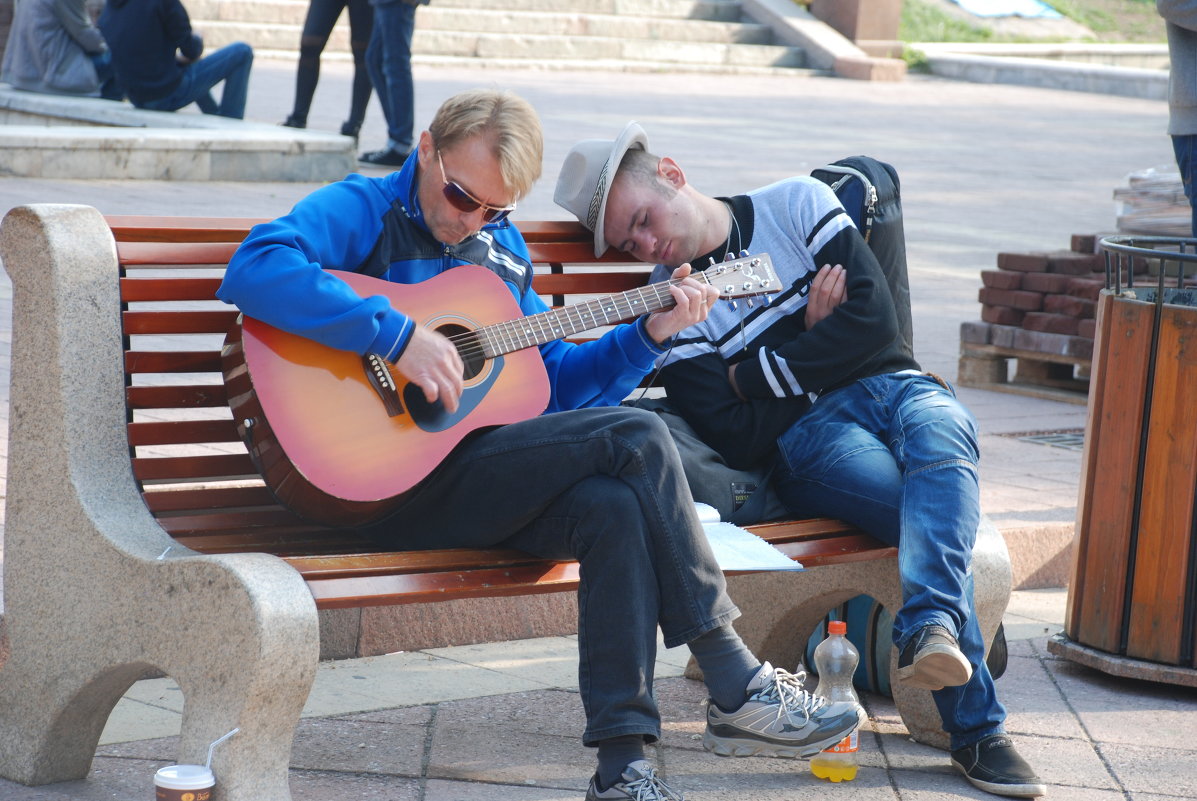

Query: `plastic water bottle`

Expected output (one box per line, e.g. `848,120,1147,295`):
810,619,861,782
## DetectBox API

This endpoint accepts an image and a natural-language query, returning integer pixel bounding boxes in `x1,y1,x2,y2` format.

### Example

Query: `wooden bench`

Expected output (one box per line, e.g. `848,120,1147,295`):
0,204,1013,801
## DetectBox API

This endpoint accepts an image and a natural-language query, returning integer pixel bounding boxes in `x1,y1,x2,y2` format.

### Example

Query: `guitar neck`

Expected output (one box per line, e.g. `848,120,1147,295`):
475,275,702,358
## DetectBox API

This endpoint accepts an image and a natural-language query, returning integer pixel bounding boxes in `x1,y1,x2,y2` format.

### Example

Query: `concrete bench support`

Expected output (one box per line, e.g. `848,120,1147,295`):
0,204,320,801
720,517,1012,750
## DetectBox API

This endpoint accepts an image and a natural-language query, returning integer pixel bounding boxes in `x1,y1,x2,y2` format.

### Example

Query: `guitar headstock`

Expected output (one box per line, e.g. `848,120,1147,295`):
698,252,778,299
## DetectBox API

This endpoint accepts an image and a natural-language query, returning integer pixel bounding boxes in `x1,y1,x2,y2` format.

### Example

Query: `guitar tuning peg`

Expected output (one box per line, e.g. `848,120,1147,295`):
739,249,750,258
746,298,756,308
726,299,738,311
708,256,718,266
725,252,736,264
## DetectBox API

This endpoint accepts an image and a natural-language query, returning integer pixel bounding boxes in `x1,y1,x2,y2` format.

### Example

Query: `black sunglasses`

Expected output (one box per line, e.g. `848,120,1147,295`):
437,150,516,223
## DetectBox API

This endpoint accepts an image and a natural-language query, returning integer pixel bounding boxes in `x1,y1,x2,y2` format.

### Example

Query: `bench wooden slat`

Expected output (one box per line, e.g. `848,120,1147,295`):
123,309,239,335
127,384,229,409
126,350,224,374
532,273,649,295
525,242,638,263
142,485,280,513
106,215,263,241
132,452,258,481
121,276,224,302
128,419,239,447
118,241,241,265
286,547,564,578
159,506,326,535
301,562,584,609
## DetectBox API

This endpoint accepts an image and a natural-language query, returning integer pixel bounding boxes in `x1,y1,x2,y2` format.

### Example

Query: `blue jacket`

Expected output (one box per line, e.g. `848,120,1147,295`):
99,0,202,104
217,156,666,414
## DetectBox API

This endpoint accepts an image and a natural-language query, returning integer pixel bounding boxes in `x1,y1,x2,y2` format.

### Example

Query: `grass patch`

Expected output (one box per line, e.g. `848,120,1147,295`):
900,0,994,43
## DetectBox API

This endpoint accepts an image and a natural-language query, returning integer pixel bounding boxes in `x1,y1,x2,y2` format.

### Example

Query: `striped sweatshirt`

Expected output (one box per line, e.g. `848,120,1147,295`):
650,176,919,468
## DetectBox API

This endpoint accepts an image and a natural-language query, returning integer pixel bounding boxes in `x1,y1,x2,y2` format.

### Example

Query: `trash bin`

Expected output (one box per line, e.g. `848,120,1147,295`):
1049,236,1197,687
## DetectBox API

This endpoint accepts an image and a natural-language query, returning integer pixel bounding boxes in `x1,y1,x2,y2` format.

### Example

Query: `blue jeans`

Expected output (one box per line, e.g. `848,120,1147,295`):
357,406,740,745
1173,135,1197,238
366,0,416,151
773,372,1005,749
89,51,124,101
137,42,253,119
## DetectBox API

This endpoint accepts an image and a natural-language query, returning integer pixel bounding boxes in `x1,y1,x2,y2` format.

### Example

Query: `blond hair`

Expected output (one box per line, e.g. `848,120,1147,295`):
429,89,544,199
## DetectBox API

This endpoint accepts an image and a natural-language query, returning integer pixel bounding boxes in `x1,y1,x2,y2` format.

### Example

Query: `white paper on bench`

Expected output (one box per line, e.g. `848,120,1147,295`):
695,503,803,572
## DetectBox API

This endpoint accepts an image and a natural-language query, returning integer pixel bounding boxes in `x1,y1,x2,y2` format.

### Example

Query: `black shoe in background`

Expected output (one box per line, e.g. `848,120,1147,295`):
359,147,409,167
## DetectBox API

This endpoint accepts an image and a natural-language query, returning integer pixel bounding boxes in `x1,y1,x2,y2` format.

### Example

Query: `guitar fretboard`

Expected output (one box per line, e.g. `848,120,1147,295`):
475,275,709,358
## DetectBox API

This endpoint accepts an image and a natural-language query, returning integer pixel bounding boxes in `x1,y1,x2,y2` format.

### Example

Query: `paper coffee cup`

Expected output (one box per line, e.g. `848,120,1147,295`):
154,764,214,801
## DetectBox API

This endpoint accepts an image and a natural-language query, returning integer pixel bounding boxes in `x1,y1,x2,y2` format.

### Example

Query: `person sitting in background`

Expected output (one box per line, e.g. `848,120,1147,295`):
99,0,253,119
2,0,122,99
281,0,373,141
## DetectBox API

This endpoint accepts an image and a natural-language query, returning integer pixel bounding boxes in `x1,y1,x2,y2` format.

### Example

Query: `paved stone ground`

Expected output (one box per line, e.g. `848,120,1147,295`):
2,58,1195,801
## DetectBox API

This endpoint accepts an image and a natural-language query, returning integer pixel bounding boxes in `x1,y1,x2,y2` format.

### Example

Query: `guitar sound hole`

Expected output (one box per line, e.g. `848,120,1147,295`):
437,323,484,380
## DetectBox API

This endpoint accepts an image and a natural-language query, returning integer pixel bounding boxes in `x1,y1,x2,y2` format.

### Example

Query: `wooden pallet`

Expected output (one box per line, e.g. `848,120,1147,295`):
958,343,1090,404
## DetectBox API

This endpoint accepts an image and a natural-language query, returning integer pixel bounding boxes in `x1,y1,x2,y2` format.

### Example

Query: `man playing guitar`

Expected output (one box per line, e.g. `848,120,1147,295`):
216,88,864,801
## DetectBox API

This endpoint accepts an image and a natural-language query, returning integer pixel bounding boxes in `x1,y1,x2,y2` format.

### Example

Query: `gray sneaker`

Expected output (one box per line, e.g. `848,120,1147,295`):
703,662,866,758
585,760,684,800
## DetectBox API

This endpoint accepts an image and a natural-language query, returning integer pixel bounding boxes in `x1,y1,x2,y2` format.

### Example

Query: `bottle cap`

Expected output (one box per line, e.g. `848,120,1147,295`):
828,620,847,635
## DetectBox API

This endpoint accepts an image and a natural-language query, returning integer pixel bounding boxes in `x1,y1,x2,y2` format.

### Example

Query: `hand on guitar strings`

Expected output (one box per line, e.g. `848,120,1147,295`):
644,263,720,345
396,324,466,414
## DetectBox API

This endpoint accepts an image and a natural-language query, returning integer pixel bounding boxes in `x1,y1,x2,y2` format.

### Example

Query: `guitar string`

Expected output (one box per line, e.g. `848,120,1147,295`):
382,261,753,376
440,274,717,360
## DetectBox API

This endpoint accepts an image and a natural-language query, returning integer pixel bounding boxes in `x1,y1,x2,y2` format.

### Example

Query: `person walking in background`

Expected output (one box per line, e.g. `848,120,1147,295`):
1160,0,1197,236
359,0,426,166
2,0,122,99
281,0,373,141
99,0,253,119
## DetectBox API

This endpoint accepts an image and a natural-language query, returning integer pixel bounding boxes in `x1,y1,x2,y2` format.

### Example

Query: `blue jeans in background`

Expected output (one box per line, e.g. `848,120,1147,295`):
773,372,1006,750
366,0,416,152
137,42,253,119
89,51,124,101
1172,134,1197,238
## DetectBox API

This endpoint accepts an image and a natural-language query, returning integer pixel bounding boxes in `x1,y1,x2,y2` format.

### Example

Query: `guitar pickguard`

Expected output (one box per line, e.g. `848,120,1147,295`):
404,355,505,432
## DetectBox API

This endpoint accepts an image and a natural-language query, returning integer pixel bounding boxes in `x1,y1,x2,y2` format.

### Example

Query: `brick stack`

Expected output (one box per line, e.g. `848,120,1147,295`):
957,234,1125,397
961,234,1108,365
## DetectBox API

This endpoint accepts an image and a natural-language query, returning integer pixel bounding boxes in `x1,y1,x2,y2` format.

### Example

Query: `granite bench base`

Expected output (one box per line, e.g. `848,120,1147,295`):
0,85,354,181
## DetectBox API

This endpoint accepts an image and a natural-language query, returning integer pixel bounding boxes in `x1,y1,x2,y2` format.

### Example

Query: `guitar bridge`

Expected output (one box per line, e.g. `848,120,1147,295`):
363,354,405,417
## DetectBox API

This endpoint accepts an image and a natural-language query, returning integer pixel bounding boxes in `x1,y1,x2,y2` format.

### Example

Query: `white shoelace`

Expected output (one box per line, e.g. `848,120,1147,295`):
621,765,685,801
754,667,826,727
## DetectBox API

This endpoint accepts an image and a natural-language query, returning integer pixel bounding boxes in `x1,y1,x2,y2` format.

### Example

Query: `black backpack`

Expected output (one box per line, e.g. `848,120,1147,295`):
811,156,914,359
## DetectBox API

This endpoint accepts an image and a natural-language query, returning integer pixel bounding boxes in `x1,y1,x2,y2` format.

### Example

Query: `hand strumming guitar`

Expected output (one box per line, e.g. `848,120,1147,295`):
395,324,466,414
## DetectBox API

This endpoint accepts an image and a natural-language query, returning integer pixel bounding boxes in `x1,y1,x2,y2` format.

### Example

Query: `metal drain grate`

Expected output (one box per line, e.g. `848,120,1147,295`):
1009,430,1086,451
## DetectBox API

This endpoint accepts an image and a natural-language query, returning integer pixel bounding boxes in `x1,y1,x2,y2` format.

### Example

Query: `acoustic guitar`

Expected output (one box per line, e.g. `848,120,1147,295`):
222,253,778,527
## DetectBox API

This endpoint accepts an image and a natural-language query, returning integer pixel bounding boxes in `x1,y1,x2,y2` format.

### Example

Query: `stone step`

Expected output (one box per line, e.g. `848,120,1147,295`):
186,0,812,74
407,53,821,76
203,23,805,68
186,0,744,26
199,12,772,50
